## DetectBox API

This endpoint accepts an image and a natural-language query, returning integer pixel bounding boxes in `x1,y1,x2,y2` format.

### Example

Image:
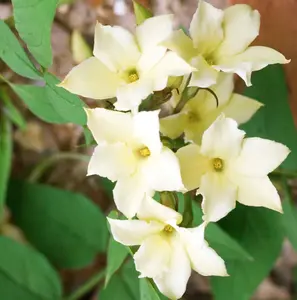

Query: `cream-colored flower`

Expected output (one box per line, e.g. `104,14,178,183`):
86,108,184,218
108,196,227,300
160,73,263,144
177,115,290,222
163,1,289,87
59,16,193,112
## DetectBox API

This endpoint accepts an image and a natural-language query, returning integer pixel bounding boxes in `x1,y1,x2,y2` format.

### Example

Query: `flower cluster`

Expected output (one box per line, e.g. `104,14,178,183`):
60,1,290,299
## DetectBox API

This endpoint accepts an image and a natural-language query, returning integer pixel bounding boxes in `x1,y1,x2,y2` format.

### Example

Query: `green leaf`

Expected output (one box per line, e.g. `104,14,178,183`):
12,0,58,67
10,84,66,124
140,279,161,300
0,236,62,300
105,236,129,287
44,73,87,125
242,65,297,171
0,89,26,129
100,260,139,300
282,180,297,251
133,0,153,25
7,180,108,269
211,205,284,300
0,114,12,218
0,20,41,80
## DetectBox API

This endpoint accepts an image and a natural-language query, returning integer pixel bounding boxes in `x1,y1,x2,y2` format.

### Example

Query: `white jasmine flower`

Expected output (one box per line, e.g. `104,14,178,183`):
86,108,184,218
108,196,227,299
177,115,290,222
160,73,263,144
163,1,289,87
59,16,193,112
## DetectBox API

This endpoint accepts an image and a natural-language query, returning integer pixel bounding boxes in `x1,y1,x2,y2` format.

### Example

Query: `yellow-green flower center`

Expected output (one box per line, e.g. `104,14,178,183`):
212,157,224,172
163,224,174,234
139,147,151,157
128,70,139,83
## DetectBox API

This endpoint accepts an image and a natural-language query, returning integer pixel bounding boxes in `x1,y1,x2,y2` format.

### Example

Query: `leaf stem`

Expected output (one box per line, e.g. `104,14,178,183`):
28,152,90,183
272,169,297,179
65,269,106,300
180,192,193,228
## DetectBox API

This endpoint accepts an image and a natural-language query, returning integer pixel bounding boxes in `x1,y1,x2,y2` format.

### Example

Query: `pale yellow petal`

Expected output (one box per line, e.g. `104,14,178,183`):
160,113,188,140
215,4,260,57
93,23,140,72
59,57,121,99
134,235,171,278
136,15,173,51
85,108,133,144
199,172,237,222
189,56,219,88
222,93,263,124
201,115,245,160
176,144,209,191
161,29,197,61
108,218,163,246
215,46,290,86
189,1,224,55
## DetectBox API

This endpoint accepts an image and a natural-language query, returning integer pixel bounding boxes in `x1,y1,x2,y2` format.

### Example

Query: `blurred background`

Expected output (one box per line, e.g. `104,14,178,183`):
1,0,297,299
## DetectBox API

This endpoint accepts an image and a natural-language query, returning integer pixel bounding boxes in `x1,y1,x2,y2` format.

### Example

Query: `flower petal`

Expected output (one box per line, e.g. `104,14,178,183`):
179,224,228,276
161,29,197,61
108,218,163,246
137,195,183,224
199,172,237,222
215,46,290,86
230,138,290,176
211,73,234,107
87,142,136,181
85,108,133,144
222,94,263,124
136,15,173,51
201,115,245,160
189,1,224,55
154,236,191,300
134,234,171,278
160,113,188,140
113,174,147,219
144,147,185,192
235,176,283,213
59,57,121,99
189,56,219,88
215,4,260,57
176,144,209,191
133,110,162,155
137,47,167,74
115,79,153,112
93,23,140,72
149,52,194,91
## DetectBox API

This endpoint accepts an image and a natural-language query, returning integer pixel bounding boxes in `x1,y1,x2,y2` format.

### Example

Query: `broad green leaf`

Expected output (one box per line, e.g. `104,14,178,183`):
11,84,66,123
0,20,41,80
100,260,139,300
140,279,161,300
12,0,58,67
211,205,284,300
44,73,87,125
242,65,297,171
0,89,26,129
282,180,297,250
0,114,12,218
0,236,62,300
133,0,153,25
105,236,129,287
7,180,108,269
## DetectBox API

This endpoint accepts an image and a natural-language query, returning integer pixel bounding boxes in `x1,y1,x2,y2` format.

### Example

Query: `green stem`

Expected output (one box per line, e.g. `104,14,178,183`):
65,269,106,300
272,169,297,178
174,75,192,114
180,192,193,228
28,152,90,183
